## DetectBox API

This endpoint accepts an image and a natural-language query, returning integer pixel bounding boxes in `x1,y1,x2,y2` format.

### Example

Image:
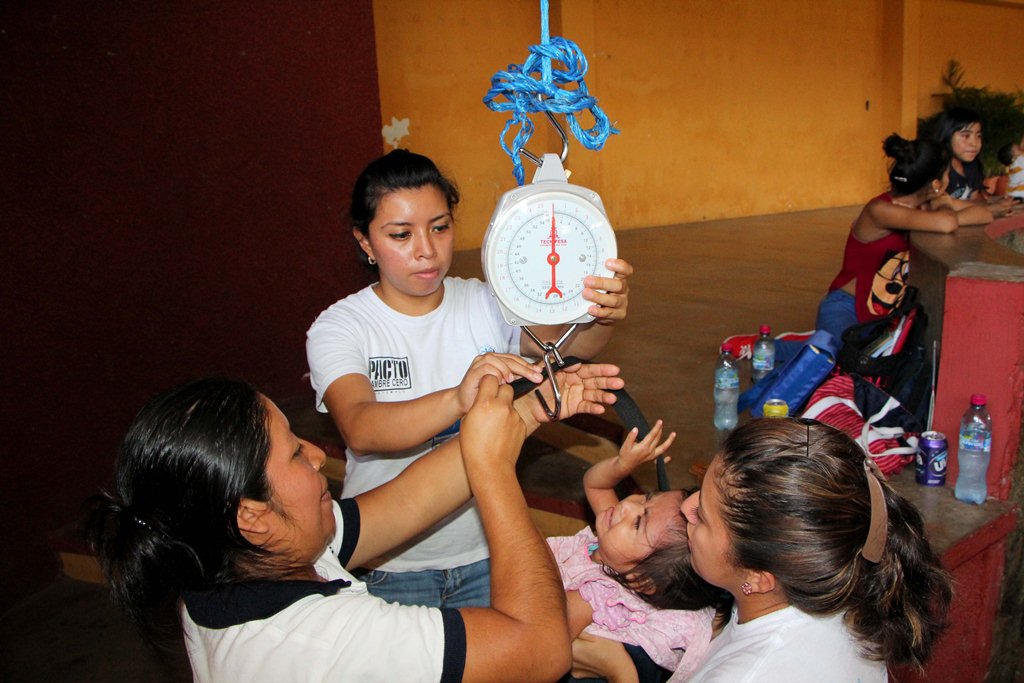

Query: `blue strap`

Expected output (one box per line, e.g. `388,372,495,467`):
482,0,619,184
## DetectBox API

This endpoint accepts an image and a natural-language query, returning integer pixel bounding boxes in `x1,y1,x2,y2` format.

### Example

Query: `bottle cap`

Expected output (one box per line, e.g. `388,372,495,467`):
759,324,771,335
970,393,986,406
720,342,733,354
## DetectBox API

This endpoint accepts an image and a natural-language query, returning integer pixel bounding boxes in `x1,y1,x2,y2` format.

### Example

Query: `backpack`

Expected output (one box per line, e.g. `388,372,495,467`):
836,286,933,426
802,374,921,475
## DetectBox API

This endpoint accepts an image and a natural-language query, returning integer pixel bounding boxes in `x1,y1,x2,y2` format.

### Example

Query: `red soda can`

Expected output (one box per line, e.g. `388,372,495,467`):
916,431,947,486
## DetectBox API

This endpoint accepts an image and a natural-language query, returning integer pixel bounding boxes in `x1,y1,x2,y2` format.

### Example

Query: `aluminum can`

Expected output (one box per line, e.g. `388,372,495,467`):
762,398,789,418
916,431,948,486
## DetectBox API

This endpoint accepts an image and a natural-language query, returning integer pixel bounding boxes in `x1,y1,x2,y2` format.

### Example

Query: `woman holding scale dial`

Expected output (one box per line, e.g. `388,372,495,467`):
306,148,632,608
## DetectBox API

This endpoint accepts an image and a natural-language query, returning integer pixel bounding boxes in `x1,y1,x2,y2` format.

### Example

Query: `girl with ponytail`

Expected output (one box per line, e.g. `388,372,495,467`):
682,418,952,681
825,134,988,326
771,133,990,364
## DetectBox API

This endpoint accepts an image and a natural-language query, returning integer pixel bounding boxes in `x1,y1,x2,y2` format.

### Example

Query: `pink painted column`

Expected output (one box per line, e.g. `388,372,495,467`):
936,275,1024,501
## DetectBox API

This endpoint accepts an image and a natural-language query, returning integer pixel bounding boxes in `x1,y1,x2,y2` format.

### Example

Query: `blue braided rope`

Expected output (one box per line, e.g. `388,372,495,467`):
483,8,618,184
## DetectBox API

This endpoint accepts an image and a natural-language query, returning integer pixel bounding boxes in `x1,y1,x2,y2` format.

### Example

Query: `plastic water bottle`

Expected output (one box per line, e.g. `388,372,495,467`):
954,393,992,505
751,324,775,384
714,343,740,440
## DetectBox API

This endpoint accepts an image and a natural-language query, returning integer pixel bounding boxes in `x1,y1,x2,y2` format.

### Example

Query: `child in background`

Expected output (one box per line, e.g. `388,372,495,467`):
737,133,992,367
998,135,1024,202
934,106,986,200
933,107,1015,216
550,421,725,681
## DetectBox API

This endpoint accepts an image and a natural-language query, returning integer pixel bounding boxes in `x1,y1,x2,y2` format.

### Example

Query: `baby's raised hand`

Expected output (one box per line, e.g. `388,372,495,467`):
616,419,675,473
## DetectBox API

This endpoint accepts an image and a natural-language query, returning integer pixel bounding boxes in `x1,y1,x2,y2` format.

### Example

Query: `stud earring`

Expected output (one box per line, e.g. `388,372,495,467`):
740,582,753,596
367,256,376,265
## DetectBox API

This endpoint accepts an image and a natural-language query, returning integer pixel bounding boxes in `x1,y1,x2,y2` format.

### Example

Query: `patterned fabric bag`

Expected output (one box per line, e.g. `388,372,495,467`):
801,374,922,475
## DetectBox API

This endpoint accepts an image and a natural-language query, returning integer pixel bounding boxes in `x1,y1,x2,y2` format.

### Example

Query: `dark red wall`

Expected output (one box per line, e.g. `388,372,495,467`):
0,2,378,609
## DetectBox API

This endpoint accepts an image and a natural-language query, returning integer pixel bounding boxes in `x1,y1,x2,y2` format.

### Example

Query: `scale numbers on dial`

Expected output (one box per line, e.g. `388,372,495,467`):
483,156,616,327
488,192,613,325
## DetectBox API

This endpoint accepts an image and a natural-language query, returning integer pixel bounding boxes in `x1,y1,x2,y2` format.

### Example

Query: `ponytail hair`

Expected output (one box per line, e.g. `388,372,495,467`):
716,419,952,668
88,378,275,633
883,134,950,196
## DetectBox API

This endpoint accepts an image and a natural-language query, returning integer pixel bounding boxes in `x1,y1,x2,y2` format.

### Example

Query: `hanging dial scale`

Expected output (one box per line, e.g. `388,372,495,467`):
482,153,617,328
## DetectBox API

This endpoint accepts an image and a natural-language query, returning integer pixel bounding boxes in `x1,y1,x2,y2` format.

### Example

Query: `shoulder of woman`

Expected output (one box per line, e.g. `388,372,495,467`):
309,287,384,328
854,199,900,239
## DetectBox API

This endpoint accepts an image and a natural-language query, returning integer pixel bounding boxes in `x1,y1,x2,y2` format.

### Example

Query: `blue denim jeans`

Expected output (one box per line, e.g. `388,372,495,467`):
360,558,491,608
774,289,856,365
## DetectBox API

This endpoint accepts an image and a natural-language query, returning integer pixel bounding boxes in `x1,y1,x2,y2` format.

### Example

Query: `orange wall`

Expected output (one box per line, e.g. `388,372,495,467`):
373,0,1024,248
918,0,1024,118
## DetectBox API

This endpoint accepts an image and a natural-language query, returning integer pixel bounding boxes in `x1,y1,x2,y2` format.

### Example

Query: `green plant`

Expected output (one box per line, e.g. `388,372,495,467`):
917,60,1024,176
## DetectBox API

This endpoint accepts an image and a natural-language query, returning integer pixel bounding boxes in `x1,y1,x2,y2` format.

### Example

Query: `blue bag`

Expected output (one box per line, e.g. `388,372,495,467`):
738,330,839,417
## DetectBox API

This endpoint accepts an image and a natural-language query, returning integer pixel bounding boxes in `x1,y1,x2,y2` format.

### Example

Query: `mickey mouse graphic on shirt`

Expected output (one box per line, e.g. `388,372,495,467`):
867,249,910,317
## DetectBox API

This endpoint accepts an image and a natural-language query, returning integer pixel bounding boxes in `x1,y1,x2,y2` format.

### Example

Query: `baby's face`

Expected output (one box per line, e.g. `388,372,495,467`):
592,490,685,575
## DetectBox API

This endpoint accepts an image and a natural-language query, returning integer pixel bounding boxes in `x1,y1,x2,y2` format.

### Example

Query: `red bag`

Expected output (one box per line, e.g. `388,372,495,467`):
801,375,918,475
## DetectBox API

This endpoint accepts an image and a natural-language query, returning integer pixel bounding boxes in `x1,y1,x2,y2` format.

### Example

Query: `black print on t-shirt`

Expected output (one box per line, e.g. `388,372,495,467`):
368,356,412,392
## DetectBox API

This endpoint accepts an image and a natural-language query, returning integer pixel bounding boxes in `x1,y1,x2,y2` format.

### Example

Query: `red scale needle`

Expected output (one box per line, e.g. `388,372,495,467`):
545,206,563,299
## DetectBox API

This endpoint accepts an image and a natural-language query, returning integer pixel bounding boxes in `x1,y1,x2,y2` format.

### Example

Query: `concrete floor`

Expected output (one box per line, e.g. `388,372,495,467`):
0,206,866,681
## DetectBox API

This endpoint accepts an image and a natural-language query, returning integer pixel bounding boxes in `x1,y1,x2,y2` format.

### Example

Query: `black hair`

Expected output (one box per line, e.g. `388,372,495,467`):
349,149,460,268
997,142,1016,167
88,378,276,635
715,419,952,669
882,134,950,196
601,491,732,617
932,106,984,148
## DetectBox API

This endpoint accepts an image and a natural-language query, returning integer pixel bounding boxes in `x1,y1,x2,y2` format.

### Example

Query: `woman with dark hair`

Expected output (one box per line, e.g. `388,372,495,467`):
680,419,952,680
306,149,634,608
767,133,989,364
90,366,624,682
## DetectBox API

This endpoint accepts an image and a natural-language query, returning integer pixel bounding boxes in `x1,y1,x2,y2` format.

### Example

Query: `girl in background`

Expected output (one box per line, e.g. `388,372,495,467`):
770,133,990,364
933,107,1014,216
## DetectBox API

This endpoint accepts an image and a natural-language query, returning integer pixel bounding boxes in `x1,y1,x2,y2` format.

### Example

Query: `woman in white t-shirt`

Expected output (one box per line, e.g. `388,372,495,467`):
569,418,953,682
89,368,623,683
679,418,952,682
306,149,633,608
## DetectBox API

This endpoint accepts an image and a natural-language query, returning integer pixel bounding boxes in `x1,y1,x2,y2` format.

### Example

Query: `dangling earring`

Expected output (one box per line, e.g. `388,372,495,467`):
367,256,376,265
740,582,753,596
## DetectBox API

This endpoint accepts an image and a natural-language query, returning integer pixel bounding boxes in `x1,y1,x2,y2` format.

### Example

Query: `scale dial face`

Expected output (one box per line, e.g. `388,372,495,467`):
484,188,616,326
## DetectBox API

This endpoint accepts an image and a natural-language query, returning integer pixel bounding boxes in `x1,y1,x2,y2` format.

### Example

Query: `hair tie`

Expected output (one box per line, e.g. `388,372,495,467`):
131,514,154,531
861,459,889,563
892,175,908,183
